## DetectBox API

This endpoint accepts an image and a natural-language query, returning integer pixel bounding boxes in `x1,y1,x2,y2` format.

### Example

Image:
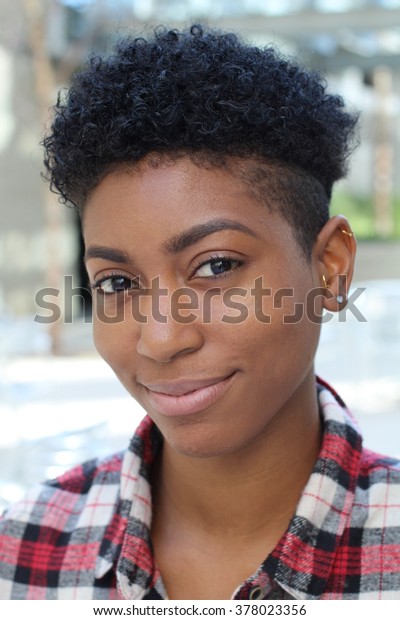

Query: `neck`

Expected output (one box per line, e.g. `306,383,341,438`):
152,374,322,540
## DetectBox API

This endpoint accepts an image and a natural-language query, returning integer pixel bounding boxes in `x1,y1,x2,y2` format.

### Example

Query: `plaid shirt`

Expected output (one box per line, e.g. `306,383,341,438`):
1,379,400,600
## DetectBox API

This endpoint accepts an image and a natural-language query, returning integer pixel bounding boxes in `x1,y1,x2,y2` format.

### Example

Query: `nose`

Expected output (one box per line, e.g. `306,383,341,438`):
135,287,204,363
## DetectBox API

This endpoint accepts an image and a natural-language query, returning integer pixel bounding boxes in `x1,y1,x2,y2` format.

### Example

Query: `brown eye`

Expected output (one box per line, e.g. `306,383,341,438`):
195,257,242,278
92,275,139,294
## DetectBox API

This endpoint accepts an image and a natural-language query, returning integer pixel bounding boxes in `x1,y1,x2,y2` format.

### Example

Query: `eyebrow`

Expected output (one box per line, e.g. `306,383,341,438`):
84,218,259,264
163,219,259,254
84,247,131,264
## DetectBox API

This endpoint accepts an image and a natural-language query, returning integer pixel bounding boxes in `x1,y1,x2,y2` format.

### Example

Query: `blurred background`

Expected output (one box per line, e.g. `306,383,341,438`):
0,0,399,511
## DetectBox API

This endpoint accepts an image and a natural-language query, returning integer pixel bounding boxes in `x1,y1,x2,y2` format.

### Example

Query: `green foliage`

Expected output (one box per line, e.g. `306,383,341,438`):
330,193,400,239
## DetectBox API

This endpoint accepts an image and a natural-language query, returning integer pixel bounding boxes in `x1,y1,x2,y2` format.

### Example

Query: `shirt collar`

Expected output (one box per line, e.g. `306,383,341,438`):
96,379,363,600
264,379,363,599
94,419,163,597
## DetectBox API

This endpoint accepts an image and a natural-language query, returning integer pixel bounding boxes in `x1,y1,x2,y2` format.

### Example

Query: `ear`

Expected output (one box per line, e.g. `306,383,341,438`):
312,215,357,312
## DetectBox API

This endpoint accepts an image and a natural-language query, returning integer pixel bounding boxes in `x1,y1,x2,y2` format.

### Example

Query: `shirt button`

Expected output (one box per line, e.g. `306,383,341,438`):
249,585,264,600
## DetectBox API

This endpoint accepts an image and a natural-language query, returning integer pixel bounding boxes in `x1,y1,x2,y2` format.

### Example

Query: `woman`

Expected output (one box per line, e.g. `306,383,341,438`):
1,25,399,600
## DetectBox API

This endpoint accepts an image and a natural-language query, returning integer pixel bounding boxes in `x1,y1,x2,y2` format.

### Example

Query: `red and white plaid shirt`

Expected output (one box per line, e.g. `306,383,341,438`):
1,379,400,600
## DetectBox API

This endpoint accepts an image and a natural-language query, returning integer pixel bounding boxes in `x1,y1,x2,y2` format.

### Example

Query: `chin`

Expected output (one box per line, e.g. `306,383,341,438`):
155,417,250,460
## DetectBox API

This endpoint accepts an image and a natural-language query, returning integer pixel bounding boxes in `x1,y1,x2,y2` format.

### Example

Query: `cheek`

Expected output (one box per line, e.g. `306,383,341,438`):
207,286,320,375
93,319,117,368
92,299,135,378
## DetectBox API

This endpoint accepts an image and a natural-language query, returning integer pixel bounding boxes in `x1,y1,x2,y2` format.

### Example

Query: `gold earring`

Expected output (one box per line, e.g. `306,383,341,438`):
340,229,353,237
322,274,329,289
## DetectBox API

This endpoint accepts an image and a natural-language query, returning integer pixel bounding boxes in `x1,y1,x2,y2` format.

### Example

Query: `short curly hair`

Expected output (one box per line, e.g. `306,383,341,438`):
43,24,358,256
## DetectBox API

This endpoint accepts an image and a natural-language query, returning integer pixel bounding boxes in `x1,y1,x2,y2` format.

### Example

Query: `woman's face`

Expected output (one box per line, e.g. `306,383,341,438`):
83,157,323,458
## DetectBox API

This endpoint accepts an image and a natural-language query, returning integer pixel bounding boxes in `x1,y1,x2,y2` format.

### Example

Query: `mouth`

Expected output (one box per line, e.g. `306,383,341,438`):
141,372,237,417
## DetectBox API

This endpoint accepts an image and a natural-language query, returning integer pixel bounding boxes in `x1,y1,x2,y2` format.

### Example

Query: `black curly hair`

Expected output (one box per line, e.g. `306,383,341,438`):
43,24,358,256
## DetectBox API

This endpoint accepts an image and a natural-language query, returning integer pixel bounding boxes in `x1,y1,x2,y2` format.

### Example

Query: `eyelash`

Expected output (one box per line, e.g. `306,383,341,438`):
90,272,140,295
191,255,244,280
90,255,244,295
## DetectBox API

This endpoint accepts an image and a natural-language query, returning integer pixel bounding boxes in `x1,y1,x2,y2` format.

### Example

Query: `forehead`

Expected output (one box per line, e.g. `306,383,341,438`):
89,156,255,201
83,157,265,228
82,156,301,261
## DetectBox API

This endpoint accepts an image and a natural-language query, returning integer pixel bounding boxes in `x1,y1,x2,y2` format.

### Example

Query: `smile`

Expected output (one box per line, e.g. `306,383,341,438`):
142,372,237,417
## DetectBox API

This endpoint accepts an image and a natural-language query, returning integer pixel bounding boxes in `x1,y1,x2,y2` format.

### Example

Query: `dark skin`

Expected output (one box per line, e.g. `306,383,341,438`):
83,156,356,599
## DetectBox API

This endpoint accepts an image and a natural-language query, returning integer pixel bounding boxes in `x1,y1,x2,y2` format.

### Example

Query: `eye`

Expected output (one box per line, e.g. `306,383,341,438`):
91,274,140,294
193,256,243,279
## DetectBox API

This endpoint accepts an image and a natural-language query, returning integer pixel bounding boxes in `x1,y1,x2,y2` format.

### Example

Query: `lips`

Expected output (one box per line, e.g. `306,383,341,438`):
141,372,236,417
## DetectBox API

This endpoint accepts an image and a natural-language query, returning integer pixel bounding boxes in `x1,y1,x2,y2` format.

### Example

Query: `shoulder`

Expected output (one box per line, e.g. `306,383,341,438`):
0,451,123,598
356,447,400,521
0,451,123,531
341,448,400,597
358,446,400,491
360,447,400,475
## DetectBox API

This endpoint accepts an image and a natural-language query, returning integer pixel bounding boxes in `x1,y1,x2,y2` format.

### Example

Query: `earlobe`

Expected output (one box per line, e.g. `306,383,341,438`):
314,215,357,312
